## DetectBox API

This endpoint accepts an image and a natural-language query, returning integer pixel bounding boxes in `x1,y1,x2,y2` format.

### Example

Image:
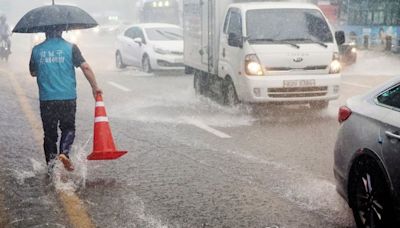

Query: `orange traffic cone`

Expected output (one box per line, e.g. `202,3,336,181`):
87,94,127,160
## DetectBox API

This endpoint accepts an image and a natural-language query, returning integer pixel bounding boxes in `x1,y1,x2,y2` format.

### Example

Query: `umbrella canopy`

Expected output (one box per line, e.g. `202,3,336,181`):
12,4,98,33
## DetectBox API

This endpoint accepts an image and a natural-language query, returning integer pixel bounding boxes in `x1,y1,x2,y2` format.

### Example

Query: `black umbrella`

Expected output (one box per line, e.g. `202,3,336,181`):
12,0,98,33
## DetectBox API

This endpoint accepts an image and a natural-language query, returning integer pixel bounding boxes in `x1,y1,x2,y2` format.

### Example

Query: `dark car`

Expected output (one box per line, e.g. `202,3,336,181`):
339,42,357,65
334,77,400,228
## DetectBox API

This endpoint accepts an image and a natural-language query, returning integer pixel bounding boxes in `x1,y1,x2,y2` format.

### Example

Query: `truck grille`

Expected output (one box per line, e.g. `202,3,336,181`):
268,86,328,98
171,51,183,55
266,65,328,71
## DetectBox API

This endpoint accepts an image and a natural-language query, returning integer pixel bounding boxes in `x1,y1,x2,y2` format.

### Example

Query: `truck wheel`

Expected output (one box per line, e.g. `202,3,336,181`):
185,66,194,75
223,78,239,106
194,71,205,95
310,100,329,110
142,55,152,73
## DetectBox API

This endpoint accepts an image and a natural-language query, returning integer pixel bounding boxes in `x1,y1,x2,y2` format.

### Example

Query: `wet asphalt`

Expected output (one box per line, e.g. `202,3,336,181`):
0,32,395,227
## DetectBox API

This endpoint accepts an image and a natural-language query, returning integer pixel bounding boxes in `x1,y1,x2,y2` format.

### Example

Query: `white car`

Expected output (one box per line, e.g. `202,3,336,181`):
115,23,184,72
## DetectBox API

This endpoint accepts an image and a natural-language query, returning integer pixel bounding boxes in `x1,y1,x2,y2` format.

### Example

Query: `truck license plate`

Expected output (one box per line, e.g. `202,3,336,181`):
283,79,316,88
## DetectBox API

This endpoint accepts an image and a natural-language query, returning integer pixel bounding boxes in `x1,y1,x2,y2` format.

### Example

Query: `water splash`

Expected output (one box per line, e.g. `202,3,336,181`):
30,158,45,172
51,137,91,192
13,169,36,185
111,89,255,128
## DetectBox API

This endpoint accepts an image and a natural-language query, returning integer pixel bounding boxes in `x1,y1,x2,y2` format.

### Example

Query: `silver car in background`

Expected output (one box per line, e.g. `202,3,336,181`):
334,77,400,228
115,23,184,73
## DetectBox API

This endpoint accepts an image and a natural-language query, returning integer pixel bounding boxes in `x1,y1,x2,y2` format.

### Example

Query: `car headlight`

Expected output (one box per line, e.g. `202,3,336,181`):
34,35,40,43
68,35,78,44
154,47,170,55
245,54,264,76
93,27,100,33
33,34,44,45
351,47,357,53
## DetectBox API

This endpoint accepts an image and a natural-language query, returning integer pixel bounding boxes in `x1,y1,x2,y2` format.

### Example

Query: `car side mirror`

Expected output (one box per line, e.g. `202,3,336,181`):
133,37,143,45
335,31,345,46
228,32,243,48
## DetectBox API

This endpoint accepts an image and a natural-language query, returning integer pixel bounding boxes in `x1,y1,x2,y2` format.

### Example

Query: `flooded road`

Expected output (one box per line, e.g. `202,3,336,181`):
0,32,396,227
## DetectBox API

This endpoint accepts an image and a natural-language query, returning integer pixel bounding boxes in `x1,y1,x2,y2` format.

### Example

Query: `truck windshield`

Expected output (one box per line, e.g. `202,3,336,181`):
246,9,333,44
145,27,183,41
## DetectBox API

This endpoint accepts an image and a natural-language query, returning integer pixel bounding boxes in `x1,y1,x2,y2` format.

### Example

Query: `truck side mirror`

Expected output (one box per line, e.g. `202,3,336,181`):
228,33,243,48
335,31,345,46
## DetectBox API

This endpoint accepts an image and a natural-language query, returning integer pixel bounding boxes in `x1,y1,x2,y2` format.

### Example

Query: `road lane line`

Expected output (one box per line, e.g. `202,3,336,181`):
3,69,95,228
183,118,232,139
108,81,131,92
342,81,372,89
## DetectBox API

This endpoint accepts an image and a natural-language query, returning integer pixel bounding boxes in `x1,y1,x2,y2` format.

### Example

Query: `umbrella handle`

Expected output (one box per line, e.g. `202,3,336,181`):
52,0,55,5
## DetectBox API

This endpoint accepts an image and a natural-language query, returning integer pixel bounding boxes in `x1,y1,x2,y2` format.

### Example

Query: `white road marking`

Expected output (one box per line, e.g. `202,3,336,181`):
342,81,372,89
108,81,132,92
183,118,232,139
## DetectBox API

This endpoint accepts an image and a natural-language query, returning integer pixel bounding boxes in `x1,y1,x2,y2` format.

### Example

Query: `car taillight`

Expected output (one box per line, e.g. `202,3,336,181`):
338,106,352,123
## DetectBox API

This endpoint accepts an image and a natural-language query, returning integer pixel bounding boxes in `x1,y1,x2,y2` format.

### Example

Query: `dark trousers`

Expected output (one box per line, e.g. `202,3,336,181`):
40,100,76,164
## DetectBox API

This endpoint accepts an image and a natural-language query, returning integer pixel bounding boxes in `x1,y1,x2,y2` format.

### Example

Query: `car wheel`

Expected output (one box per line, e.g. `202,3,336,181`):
349,158,395,228
115,51,126,69
309,100,329,110
223,77,239,106
142,55,152,73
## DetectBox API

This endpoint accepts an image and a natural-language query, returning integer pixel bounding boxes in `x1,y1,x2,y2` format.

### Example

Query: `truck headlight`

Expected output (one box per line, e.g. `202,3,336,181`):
154,47,169,55
245,54,264,76
93,27,100,33
329,60,341,74
329,52,341,74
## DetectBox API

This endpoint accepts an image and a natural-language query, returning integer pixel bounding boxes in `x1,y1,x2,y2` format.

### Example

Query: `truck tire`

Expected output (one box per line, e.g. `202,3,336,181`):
223,77,239,106
185,66,194,75
194,71,205,95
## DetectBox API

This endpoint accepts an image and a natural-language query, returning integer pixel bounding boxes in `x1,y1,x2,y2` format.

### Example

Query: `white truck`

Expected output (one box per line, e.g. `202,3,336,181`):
183,0,345,108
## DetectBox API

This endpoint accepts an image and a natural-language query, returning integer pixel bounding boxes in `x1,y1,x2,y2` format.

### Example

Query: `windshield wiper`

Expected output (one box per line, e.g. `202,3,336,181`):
282,38,328,48
155,29,174,40
164,31,183,39
248,38,300,49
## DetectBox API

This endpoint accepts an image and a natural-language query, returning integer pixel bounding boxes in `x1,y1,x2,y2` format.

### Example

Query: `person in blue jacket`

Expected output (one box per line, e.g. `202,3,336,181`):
29,29,102,173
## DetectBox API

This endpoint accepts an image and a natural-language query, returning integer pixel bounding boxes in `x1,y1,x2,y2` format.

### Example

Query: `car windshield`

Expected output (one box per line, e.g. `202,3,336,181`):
145,27,183,41
246,9,333,44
